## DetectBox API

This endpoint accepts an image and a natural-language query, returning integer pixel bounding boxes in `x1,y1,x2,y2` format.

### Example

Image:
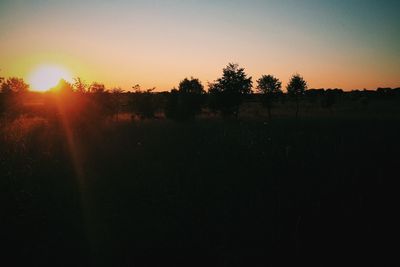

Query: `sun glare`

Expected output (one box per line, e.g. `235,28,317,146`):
28,65,73,92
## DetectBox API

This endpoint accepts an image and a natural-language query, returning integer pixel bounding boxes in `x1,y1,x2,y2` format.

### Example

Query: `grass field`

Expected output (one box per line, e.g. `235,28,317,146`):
1,108,399,265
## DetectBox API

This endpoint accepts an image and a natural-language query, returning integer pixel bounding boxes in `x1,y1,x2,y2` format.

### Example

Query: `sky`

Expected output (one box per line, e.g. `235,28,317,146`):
0,0,399,91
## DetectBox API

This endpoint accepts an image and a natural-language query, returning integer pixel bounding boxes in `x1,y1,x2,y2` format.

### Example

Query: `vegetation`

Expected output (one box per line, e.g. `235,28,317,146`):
0,77,30,93
256,74,282,119
1,64,400,265
129,85,158,119
165,77,205,121
287,74,308,118
208,63,252,118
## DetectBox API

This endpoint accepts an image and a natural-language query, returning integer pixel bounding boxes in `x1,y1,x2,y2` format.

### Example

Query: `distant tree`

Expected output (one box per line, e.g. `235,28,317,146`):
305,89,324,103
256,74,282,119
287,74,307,118
132,84,141,92
208,63,252,118
376,87,394,99
0,93,4,116
0,77,29,94
164,88,179,119
166,77,205,121
89,82,106,94
110,87,125,121
321,89,343,112
0,77,29,118
73,77,88,93
179,77,204,94
87,82,115,118
129,86,157,119
0,73,3,115
110,87,124,94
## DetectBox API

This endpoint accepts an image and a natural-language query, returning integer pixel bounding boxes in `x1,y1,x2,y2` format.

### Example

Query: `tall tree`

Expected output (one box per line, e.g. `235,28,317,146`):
256,74,282,119
287,74,307,118
208,63,252,118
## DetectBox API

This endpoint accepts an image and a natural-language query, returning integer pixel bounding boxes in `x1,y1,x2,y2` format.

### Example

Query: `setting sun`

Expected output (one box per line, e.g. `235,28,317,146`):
28,65,73,92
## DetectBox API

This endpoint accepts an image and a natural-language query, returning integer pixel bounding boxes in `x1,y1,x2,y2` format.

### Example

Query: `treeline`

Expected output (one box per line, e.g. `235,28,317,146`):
1,63,400,122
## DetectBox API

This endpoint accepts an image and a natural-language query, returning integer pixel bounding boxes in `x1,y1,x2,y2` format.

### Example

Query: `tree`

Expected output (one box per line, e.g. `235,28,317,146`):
0,72,4,85
87,82,115,119
73,77,88,93
89,82,106,94
0,77,29,118
321,89,343,112
110,87,125,121
286,74,307,118
164,88,179,119
129,85,157,119
0,77,29,93
166,77,205,121
256,74,282,119
208,63,252,118
179,77,204,94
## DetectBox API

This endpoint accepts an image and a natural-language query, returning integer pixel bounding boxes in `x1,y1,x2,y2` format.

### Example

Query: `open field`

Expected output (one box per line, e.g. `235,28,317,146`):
2,0,400,265
1,106,399,265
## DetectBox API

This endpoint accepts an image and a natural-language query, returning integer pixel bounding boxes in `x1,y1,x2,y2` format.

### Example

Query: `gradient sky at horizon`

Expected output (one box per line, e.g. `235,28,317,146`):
1,0,399,91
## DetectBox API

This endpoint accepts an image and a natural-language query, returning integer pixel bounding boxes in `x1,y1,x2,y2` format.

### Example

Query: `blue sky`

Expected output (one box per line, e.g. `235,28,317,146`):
1,0,399,90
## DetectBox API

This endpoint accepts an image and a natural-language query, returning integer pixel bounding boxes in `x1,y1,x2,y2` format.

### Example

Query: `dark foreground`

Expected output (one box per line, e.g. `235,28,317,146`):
1,117,399,266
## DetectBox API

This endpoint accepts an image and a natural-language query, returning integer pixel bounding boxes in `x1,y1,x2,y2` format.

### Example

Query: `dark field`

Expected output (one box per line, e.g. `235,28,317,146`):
1,110,399,265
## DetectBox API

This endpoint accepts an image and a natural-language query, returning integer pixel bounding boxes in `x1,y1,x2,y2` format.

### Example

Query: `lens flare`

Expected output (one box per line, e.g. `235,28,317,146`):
28,64,73,92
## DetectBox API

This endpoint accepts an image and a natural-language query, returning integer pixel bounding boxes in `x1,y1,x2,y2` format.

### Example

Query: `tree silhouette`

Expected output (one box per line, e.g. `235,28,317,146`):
89,82,106,94
209,63,252,118
287,74,307,118
110,87,125,121
321,89,343,112
179,77,204,94
0,74,4,116
0,77,29,94
0,77,29,118
129,85,157,119
86,82,116,119
256,74,282,120
164,88,179,119
73,77,88,93
166,77,205,121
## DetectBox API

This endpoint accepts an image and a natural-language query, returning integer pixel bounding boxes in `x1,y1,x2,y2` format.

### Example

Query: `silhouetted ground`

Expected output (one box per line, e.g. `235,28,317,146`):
1,116,399,266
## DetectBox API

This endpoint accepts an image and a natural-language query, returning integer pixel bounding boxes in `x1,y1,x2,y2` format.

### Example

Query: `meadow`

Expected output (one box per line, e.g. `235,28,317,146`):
2,0,399,264
1,92,399,266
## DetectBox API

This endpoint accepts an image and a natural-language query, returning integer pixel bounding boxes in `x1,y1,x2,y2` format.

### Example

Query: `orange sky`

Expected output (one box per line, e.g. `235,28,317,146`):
1,0,399,91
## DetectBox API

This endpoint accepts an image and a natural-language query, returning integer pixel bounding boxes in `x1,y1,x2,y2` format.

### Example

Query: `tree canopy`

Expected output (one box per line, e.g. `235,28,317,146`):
256,74,282,119
178,77,204,95
287,74,307,97
0,77,29,93
89,82,106,94
256,75,282,95
208,63,252,117
287,74,308,117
